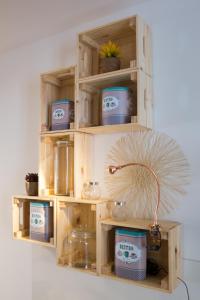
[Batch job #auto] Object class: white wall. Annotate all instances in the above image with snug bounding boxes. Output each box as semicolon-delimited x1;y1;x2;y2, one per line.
0;0;199;299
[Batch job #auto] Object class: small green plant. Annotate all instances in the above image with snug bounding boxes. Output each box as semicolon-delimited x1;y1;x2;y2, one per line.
25;173;38;182
99;40;120;58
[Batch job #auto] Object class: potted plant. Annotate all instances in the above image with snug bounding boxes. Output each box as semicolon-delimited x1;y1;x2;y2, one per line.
25;173;39;196
99;40;121;73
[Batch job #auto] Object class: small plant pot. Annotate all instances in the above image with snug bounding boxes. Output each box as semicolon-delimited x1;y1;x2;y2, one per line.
100;57;120;73
25;181;38;196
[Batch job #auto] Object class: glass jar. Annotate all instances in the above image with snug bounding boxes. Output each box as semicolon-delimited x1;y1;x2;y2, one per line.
112;201;128;221
81;182;91;199
54;140;74;195
63;226;96;269
89;182;101;200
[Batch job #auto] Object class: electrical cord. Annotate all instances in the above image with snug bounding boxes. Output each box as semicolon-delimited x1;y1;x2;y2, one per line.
178;277;190;300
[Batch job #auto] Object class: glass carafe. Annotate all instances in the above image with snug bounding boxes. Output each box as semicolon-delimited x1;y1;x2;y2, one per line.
54;140;74;195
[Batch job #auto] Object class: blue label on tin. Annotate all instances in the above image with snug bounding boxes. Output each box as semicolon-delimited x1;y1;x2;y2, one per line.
53;108;65;120
103;96;119;112
116;240;142;264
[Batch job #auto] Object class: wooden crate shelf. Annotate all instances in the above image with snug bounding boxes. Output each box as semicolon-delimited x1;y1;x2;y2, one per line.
41;66;76;132
12;195;56;247
77;69;152;130
11;14;182;294
56;197;111;275
39;131;93;198
78;15;152;79
99;218;181;293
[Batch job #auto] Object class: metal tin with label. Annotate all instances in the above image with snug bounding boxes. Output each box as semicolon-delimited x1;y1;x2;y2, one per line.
115;228;147;280
30;202;53;242
51;99;74;130
102;87;134;125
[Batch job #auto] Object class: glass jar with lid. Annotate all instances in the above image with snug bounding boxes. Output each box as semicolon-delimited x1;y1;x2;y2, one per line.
63;226;96;270
54;140;74;195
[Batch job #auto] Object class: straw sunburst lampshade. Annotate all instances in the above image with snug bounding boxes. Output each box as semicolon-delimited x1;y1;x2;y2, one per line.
105;131;190;219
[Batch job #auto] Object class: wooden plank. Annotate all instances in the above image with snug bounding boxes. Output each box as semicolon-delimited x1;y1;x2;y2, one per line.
13;195;56;201
79;16;136;41
145;74;153;128
136;15;145;72
57;72;75;79
168;225;181;292
39;136;55;196
74;64;79;130
144;24;152;76
41;66;75;78
101;273;170;293
78;123;148;134
42;75;61;87
40;129;78;137
56;196;110;205
12;197;20;238
96;202;112;274
80;34;100;49
137;70;147;126
13;236;55;248
101;218;180;232
79;67;137;86
74;133;94;198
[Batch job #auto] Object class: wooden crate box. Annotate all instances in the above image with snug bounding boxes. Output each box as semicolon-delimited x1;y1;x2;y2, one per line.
56;198;111;274
77;69;152;133
78;15;152;78
39;132;93;198
12;195;56;247
99;218;181;293
41;66;76;132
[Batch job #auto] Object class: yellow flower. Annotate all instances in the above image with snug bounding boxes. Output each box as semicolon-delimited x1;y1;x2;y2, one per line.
99;40;120;58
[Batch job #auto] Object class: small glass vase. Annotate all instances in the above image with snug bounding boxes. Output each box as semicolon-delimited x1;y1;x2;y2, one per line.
112;201;128;221
89;182;101;200
82;182;101;200
81;182;91;199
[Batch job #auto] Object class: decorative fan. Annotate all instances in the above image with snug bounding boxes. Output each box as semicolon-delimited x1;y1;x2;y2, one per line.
105;130;190;220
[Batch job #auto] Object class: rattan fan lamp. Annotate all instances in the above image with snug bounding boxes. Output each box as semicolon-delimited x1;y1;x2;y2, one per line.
105;130;190;250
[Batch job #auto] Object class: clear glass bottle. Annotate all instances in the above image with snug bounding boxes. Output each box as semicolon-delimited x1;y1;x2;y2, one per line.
112;201;128;221
63;226;96;269
54;140;74;195
89;181;101;200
